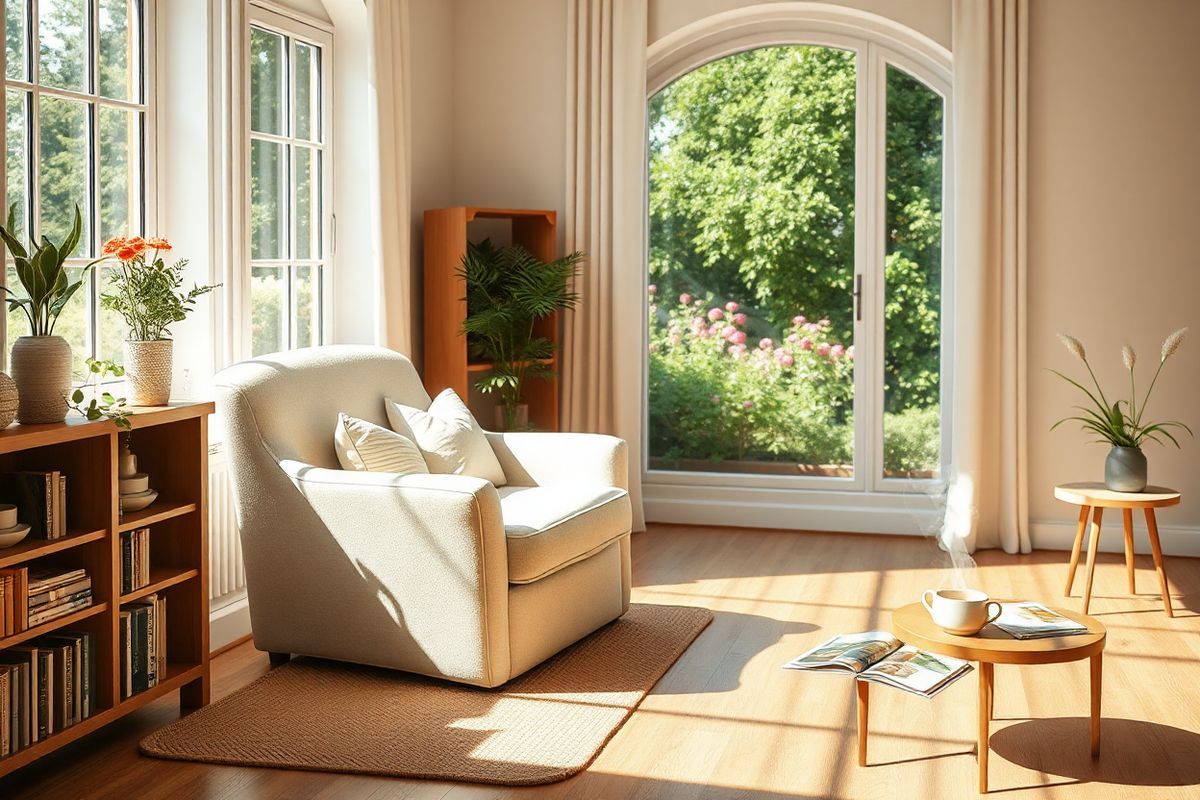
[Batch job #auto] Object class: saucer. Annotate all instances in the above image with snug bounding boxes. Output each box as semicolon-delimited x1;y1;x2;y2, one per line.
0;522;31;549
120;489;159;513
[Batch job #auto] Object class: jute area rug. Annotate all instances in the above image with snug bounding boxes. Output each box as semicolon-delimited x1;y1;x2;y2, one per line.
141;603;712;785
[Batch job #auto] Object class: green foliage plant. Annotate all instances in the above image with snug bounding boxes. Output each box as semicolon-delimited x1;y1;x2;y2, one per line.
68;358;131;429
0;204;104;336
1051;330;1191;449
458;239;584;429
99;236;220;341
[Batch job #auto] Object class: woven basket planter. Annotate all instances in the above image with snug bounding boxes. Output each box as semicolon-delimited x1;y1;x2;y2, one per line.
10;335;71;424
0;371;17;428
125;339;174;406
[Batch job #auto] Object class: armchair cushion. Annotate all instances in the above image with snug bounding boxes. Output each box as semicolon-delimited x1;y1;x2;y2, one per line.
497;485;631;583
386;389;507;486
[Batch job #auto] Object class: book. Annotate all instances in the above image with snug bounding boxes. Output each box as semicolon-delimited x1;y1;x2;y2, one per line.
0;574;10;636
119;610;131;699
58;474;67;537
35;649;52;737
28;587;93;611
28;576;91;606
0;651;31;749
0;667;9;756
27;567;87;593
5;646;39;743
991;602;1089;640
783;631;973;698
26;594;92;628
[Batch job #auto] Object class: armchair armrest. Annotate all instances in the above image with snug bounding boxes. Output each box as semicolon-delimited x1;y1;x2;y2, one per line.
485;432;628;489
277;461;511;685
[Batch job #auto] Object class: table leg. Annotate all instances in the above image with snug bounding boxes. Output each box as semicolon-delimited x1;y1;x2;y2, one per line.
1144;508;1174;617
1082;507;1104;615
1090;653;1102;757
1122;508;1136;594
1065;505;1090;596
979;662;993;793
856;679;869;767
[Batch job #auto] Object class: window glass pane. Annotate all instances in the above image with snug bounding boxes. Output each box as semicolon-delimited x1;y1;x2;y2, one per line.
5;0;27;81
294;145;317;259
99;0;139;101
646;45;856;477
4;90;28;239
250;138;286;259
250;27;286;135
98;106;139;241
293;264;317;347
38;0;88;92
97;264;129;363
251;265;285;355
53;266;88;375
882;66;943;479
39;94;89;254
294;40;319;141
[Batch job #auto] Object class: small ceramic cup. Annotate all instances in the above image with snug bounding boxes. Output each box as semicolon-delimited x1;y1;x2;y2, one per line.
0;503;17;529
921;588;1002;635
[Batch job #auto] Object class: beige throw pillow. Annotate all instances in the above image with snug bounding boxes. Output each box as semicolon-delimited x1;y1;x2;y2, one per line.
334;413;430;474
385;389;507;486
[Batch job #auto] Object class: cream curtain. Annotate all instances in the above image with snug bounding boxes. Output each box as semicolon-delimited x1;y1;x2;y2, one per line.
562;0;648;531
366;0;414;357
944;0;1030;554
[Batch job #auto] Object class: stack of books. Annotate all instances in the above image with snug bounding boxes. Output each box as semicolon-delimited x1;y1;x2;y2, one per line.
120;594;166;699
0;567;94;636
0;631;96;755
992;602;1090;639
0;472;68;540
120;528;152;594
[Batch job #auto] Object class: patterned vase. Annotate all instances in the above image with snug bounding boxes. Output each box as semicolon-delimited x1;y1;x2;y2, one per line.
10;335;71;424
124;339;174;406
0;370;19;428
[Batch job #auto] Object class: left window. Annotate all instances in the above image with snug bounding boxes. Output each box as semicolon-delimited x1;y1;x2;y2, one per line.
2;0;151;375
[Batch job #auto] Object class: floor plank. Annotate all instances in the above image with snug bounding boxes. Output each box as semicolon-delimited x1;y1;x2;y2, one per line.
2;524;1198;799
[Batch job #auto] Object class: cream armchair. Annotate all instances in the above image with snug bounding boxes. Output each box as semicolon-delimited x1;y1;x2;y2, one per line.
215;345;631;687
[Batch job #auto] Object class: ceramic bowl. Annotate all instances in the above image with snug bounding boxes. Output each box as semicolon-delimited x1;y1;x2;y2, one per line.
0;504;17;529
119;472;150;495
120;489;158;513
0;522;30;549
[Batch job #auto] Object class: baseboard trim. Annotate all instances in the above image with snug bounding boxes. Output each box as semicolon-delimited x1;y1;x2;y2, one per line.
209;594;252;653
1031;519;1200;558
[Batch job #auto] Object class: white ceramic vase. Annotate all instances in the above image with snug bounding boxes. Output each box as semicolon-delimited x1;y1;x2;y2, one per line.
10;335;71;424
124;339;174;406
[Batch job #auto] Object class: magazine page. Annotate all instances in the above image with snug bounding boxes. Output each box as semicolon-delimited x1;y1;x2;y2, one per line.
783;632;902;674
993;602;1088;639
859;646;971;696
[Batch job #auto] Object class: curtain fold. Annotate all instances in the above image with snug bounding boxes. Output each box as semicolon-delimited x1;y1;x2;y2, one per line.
366;0;414;357
944;0;1030;554
562;0;648;531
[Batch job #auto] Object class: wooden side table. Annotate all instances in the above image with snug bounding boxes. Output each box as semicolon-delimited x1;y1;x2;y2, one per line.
878;603;1106;793
1054;482;1180;616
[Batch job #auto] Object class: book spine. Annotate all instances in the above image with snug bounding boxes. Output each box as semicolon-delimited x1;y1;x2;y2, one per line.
119;612;130;699
131;607;147;694
61;645;74;728
0;575;8;637
0;669;9;757
16;566;27;633
38;651;52;736
42;473;52;541
145;599;157;688
58;474;66;537
28;588;93;610
80;632;92;719
121;532;133;594
26;595;92;627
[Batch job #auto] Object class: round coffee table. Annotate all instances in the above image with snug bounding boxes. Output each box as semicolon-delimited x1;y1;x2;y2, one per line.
870;603;1107;793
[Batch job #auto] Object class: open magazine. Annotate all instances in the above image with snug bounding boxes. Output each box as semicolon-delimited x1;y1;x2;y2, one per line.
783;632;972;698
992;602;1089;639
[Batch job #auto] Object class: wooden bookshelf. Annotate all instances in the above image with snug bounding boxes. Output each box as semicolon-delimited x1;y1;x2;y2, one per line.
423;206;561;430
0;402;212;779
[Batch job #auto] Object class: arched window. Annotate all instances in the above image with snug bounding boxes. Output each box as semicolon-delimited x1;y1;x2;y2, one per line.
643;6;952;532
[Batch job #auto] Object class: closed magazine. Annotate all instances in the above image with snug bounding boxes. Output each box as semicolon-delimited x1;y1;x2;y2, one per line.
992;602;1088;640
783;631;972;698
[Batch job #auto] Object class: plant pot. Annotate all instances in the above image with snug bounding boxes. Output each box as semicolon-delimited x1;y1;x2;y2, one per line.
0;372;17;428
124;339;174;406
1105;446;1147;492
10;335;71;424
494;403;529;431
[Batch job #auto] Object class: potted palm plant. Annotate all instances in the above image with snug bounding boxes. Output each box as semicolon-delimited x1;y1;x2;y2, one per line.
0;205;103;424
458;239;584;430
1052;329;1191;491
99;236;219;405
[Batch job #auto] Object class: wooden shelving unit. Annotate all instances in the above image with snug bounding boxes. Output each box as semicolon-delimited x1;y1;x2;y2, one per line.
0;402;212;780
423;206;560;430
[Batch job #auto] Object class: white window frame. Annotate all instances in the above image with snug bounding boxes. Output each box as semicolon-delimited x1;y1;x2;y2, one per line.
643;5;953;534
1;0;157;370
233;0;333;361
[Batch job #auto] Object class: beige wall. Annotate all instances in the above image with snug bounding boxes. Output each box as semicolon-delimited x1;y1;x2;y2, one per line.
1027;0;1200;541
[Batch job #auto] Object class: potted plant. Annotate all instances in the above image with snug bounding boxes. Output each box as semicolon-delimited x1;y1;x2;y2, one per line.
1052;329;1191;491
99;236;219;405
458;239;584;430
0;205;103;424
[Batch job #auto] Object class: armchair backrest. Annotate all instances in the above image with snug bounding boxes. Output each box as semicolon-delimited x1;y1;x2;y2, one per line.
214;345;430;467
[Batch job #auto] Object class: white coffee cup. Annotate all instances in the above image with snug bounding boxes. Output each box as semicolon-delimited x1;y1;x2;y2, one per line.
921;588;1002;636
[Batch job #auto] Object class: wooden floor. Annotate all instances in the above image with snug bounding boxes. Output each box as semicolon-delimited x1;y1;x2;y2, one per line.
4;524;1200;799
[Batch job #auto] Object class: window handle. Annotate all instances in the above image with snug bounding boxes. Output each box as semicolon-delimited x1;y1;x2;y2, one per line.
854;273;863;322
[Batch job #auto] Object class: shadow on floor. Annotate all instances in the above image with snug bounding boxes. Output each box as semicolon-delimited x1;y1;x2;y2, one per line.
989;717;1200;787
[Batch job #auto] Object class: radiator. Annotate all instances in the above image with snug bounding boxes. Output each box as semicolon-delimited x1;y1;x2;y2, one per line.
208;444;247;606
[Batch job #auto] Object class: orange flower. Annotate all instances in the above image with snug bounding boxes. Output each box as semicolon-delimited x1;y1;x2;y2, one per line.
146;237;172;251
102;237;127;254
126;236;148;253
116;245;140;261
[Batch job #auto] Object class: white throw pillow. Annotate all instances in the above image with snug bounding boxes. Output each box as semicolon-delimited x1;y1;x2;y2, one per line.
385;389;507;486
334;413;429;474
